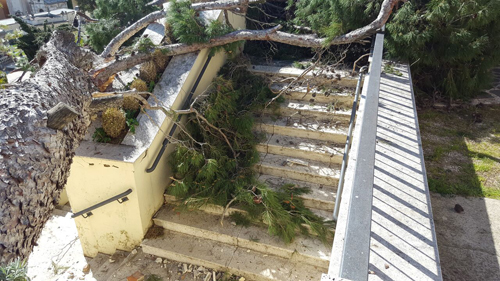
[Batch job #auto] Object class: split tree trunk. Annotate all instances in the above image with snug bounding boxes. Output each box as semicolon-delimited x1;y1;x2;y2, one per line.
0;0;401;263
0;32;97;263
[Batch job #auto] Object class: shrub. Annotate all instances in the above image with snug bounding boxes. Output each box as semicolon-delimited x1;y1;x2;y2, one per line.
123;96;141;111
102;108;126;138
130;78;148;92
0;258;30;281
139;61;158;84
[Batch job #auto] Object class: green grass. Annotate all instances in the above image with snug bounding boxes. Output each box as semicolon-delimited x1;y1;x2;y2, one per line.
419;105;500;199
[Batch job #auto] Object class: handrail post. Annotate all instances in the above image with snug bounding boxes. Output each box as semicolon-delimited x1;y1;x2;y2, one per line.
333;65;367;221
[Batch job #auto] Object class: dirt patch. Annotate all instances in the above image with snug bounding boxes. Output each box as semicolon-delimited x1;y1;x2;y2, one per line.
144;225;165;239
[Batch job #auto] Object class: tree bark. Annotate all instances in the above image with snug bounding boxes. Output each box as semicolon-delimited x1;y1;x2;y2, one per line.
0;31;96;263
0;0;401;263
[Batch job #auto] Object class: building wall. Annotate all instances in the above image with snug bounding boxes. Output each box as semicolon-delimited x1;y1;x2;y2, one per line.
30;2;67;13
0;0;9;19
66;158;143;256
65;10;246;258
6;0;29;16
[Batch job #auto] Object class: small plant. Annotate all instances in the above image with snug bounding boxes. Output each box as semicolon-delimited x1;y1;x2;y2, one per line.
292;61;312;69
148;81;156;93
125;110;140;134
130;78;148;92
123;96;141;111
92;128;111;143
0;258;30;281
102;108;126;138
136;37;155;54
383;63;402;76
139;61;158;84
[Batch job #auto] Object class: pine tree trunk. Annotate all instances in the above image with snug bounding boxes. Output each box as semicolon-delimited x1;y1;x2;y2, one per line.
0;31;97;263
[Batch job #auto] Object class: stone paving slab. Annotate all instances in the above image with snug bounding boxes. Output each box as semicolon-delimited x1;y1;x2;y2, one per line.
431;193;500;281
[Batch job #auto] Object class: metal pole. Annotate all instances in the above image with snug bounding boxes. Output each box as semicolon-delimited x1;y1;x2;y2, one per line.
75;6;82;45
333;65;367;221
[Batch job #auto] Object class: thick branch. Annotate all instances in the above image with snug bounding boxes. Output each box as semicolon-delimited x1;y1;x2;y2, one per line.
93;25;282;84
100;10;167;59
94;0;400;85
102;0;261;59
77;11;99;22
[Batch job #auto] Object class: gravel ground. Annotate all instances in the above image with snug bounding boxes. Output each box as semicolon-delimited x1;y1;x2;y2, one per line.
27;210;242;281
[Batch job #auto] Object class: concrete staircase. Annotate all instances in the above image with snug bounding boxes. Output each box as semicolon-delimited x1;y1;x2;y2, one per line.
141;63;359;280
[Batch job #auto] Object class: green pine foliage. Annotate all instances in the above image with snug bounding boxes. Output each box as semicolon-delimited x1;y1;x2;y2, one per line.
85;0;157;53
385;0;500;100
85;19;121;53
93;0;156;27
166;0;242;56
292;0;500;100
12;17;53;60
169;64;332;243
292;0;381;42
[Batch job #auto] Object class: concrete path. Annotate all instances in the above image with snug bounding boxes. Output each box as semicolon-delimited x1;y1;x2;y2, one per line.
431;193;500;281
472;67;500;105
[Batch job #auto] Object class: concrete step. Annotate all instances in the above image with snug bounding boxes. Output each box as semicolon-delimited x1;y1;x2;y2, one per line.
142;228;325;281
163;193;332;221
256;134;344;165
92;250;129;281
248;64;358;88
254;116;348;143
257;174;336;211
270;83;354;105
256;153;340;186
152;205;331;269
267;99;352;123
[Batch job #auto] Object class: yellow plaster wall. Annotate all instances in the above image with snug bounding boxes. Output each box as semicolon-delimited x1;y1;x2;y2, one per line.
65;157;142;257
64;10;247;257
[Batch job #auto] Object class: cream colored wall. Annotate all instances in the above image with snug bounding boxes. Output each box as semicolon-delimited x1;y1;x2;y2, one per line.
132;9;247;237
133;49;208;233
64;10;247;258
65;157;143;257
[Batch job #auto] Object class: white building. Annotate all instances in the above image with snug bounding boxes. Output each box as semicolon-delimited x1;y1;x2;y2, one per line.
29;0;68;13
5;0;30;16
5;0;68;16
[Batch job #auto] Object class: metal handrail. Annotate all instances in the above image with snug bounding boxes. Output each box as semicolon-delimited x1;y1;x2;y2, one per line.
333;65;367;221
146;56;212;173
337;28;385;281
71;189;132;218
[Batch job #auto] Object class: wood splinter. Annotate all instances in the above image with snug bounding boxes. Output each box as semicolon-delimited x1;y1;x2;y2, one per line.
46;102;79;130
